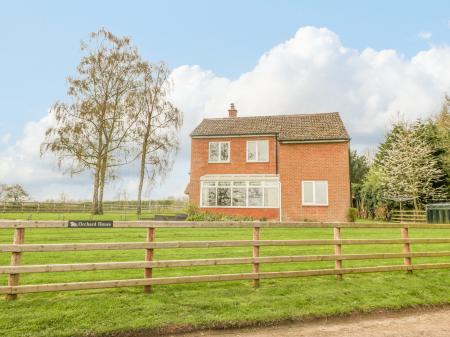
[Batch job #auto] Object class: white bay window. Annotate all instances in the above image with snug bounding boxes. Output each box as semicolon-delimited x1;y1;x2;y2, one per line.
232;181;246;206
201;182;217;206
201;179;279;208
217;181;231;206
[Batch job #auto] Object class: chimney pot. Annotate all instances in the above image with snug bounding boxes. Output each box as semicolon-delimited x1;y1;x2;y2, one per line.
228;103;237;118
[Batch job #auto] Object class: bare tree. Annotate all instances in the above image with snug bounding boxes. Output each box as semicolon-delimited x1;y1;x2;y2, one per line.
1;184;29;202
134;62;182;215
42;28;142;214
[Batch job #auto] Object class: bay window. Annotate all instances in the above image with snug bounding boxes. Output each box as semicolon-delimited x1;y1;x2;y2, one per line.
264;185;279;207
201;182;217;206
231;181;246;206
201;180;279;208
217;181;231;206
248;182;263;206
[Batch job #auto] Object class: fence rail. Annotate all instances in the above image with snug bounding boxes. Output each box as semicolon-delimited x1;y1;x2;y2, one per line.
0;220;449;300
0;201;186;214
391;210;427;223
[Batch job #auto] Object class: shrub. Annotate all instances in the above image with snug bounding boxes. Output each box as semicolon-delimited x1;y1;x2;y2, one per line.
185;203;255;221
346;207;358;222
374;205;390;221
185;203;200;217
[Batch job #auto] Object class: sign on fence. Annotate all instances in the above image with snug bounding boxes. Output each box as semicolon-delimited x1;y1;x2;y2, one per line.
68;220;113;228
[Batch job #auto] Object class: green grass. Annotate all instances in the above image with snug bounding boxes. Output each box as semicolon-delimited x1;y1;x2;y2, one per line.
0;217;449;337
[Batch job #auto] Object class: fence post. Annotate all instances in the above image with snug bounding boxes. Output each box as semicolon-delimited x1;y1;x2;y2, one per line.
6;228;25;301
333;226;343;280
401;226;412;274
252;224;260;288
144;227;155;293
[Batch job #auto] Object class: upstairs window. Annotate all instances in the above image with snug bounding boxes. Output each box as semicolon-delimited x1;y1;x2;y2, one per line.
302;181;328;206
209;142;230;163
247;140;268;162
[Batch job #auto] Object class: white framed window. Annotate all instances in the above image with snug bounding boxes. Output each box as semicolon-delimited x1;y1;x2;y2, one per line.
201;180;279;208
302;181;328;206
247;140;269;162
208;142;230;163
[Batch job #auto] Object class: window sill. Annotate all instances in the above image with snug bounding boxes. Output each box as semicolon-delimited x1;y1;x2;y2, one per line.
208;161;231;164
302;204;329;207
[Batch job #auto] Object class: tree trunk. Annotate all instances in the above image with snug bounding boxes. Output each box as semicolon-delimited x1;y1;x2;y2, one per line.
98;155;107;215
91;130;104;215
92;166;100;214
413;197;419;212
136;140;148;215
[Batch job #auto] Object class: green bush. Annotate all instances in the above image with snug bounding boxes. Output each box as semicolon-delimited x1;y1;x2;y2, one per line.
346;207;358;222
186;203;254;221
185;203;200;217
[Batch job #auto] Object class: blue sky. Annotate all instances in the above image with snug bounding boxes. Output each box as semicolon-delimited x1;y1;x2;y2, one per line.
1;0;449;142
1;1;450;199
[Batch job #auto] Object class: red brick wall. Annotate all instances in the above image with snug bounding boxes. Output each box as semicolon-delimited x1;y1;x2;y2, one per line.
279;142;350;222
187;136;350;222
188;136;279;219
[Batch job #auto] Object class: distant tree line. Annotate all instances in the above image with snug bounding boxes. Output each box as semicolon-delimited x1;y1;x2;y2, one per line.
351;96;450;220
41;28;183;215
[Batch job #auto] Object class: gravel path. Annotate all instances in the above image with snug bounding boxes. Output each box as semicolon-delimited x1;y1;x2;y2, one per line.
176;307;450;337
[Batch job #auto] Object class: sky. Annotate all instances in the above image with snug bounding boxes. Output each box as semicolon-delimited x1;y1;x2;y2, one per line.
1;0;450;200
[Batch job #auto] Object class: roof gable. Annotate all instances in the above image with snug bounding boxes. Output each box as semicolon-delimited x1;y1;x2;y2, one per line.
190;112;349;142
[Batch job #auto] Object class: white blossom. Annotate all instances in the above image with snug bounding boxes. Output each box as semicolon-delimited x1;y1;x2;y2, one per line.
379;125;447;209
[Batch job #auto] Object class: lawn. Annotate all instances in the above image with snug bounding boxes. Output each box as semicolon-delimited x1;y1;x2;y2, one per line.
0;215;449;337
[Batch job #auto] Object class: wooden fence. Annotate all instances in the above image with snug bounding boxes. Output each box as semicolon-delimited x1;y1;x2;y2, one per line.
391;210;427;223
1;221;450;300
0;201;186;214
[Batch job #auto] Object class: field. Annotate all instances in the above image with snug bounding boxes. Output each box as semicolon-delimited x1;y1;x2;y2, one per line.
0;212;146;221
0;214;449;337
0;211;181;221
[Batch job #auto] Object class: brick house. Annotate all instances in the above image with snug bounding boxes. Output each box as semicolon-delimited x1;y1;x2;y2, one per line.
185;104;351;222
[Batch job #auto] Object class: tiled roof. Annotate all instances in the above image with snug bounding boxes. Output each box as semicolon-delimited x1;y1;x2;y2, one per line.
190;112;349;141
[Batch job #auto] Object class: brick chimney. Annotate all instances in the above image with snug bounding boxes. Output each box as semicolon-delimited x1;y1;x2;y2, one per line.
228;103;237;118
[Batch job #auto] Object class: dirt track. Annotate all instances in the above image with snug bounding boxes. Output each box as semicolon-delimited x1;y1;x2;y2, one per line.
176;307;450;337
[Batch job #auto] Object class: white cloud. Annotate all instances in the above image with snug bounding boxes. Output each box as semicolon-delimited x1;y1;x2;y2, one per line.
0;133;11;144
170;27;450;148
0;113;92;200
2;26;450;200
417;31;432;40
